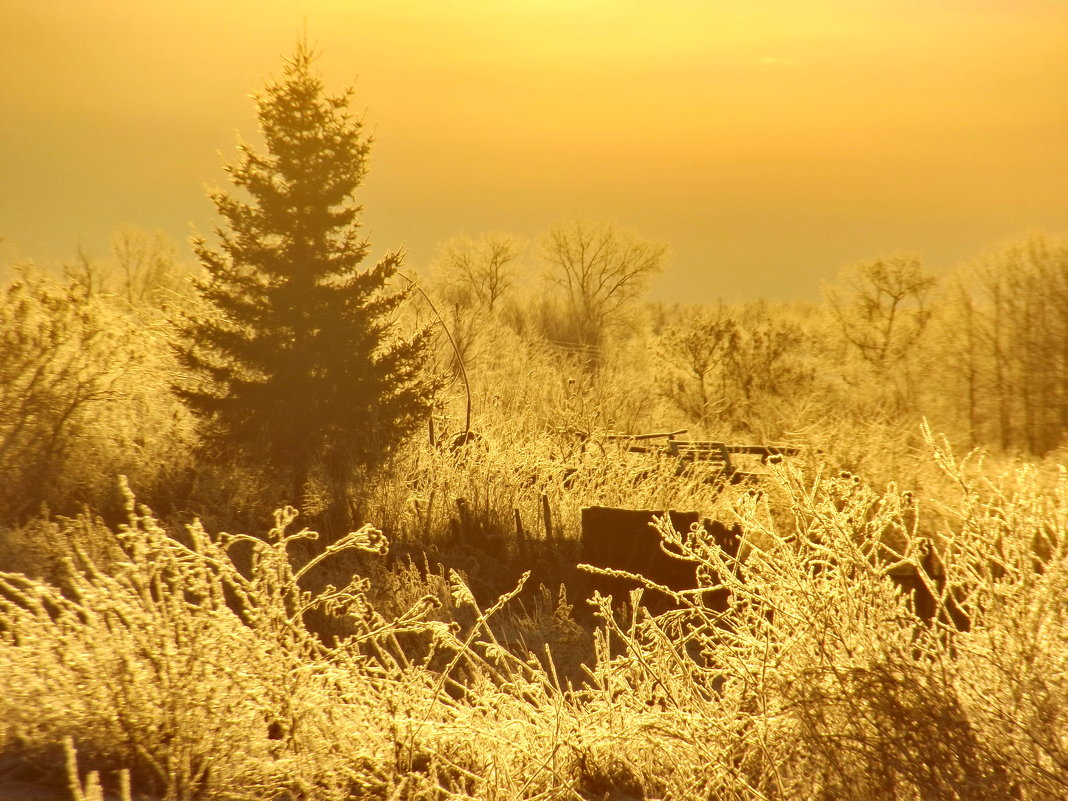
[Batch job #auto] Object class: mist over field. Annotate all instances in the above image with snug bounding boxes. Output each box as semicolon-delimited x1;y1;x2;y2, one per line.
2;7;1068;800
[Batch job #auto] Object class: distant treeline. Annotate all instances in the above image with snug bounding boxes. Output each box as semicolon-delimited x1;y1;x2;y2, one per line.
420;227;1068;458
1;223;1066;523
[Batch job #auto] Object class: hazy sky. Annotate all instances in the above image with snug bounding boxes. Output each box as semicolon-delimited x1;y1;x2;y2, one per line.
2;1;1066;302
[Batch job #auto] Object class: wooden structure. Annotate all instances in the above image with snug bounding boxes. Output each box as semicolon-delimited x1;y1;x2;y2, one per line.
604;430;802;484
579;505;742;613
579;433;972;630
580;504;969;627
883;547;970;631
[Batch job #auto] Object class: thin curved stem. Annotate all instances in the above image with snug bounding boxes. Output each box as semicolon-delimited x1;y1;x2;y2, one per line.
397;271;472;439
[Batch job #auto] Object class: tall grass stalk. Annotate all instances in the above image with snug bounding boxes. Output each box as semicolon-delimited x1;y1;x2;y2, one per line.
2;431;1067;799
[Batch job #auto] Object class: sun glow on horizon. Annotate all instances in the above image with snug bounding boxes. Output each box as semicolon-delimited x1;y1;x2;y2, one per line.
1;0;1066;300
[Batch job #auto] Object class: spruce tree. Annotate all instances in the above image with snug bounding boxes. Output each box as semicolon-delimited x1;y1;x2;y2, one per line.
176;42;437;517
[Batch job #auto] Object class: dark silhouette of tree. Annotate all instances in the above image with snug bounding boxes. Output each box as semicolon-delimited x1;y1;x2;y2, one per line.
434;232;519;315
825;254;935;415
657;304;738;426
111;226;185;309
176;42;437;521
429;232;520;375
826;254;935;372
541;220;666;348
946;233;1068;454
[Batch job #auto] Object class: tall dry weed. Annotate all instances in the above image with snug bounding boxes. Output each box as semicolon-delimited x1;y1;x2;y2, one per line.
583;425;1068;799
2;428;1067;800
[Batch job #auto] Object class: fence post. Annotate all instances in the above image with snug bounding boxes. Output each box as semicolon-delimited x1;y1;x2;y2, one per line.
455;497;472;543
541;493;554;542
514;508;525;555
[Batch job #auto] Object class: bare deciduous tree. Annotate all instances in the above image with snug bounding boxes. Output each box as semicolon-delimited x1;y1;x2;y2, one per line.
62;248;112;300
428;233;522;377
826;254;936;370
657;304;738;426
434;233;520;314
825;254;936;415
658;301;814;435
727;304;813;409
541;220;666;346
111;226;183;308
946;233;1068;453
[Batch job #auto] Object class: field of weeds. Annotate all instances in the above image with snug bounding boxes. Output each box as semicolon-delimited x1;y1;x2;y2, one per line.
4;21;1068;800
2;426;1066;801
3;169;1067;801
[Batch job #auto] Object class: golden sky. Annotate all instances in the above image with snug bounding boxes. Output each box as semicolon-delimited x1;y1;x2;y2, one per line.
2;0;1066;301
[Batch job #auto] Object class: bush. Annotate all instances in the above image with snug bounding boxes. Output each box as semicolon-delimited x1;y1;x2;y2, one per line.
0;272;195;522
